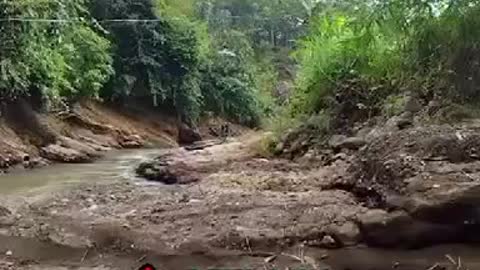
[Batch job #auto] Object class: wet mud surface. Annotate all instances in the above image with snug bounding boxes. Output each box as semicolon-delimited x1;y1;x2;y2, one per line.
1;132;480;269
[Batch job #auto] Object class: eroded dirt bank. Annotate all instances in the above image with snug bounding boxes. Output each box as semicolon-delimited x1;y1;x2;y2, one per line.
1;129;480;269
0;99;178;171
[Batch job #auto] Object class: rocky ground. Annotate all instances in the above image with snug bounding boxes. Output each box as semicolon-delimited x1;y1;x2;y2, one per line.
1;122;480;269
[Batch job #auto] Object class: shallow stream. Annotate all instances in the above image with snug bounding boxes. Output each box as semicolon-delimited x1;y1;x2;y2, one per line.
0;149;163;194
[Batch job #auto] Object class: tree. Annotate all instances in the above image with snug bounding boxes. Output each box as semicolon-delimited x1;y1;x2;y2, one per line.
0;0;113;106
91;0;202;124
200;0;309;48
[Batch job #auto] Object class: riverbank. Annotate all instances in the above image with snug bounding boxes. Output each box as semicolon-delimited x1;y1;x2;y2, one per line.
0;132;479;269
0;100;178;172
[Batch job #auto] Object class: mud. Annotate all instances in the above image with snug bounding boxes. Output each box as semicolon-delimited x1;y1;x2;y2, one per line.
2;127;480;269
0;133;356;269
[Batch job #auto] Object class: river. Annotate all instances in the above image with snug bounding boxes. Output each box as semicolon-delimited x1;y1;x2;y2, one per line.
0;149;163;194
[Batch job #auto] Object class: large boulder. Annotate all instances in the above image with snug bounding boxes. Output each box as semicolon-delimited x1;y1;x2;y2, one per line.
356;208;465;248
40;144;92;163
58;136;101;158
178;124;202;145
135;161;178;185
135;160;199;185
347;126;480;248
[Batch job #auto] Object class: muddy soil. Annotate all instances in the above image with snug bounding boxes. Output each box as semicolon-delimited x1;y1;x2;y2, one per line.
1;131;480;270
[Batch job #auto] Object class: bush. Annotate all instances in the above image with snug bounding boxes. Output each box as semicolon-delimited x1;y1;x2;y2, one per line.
291;12;404;116
291;1;480;126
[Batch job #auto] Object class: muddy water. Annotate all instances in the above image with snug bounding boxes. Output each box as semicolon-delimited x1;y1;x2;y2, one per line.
0;149;164;194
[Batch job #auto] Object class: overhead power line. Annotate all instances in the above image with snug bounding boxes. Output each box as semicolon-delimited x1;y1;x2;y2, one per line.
0;14;296;23
0;18;168;23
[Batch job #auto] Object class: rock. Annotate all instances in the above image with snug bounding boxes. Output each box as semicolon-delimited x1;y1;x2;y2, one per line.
357;208;462;248
58;136;100;158
274;142;285;155
0;159;8;170
385;116;401;130
120;140;143;149
5;250;12;256
385;194;411;210
358;209;390;226
366;127;384;139
329;135;366;150
0;208;13;227
327;221;360;246
386;115;413;130
136;162;177;185
40;144;92;163
120;134;144;149
126;134;142;142
0;216;15;227
135;161;199;185
346;125;480;248
356;126;373;138
31;157;49;168
427;99;441;115
329;135;347;148
178;124;201;145
403;95;422;113
398;112;414;129
333;153;348;161
23;156;49;169
0;206;11;217
319;235;337;248
342;137;367;149
396;118;413;130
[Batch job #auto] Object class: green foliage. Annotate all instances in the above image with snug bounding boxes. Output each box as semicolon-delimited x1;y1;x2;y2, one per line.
91;0;279;126
91;0;202;123
0;0;283;128
200;0;309;48
0;0;113;104
199;30;261;126
155;0;198;18
253;57;278;118
292;11;404;115
292;0;480;124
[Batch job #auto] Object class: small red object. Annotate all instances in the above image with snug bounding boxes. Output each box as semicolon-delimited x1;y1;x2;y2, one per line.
139;263;156;270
